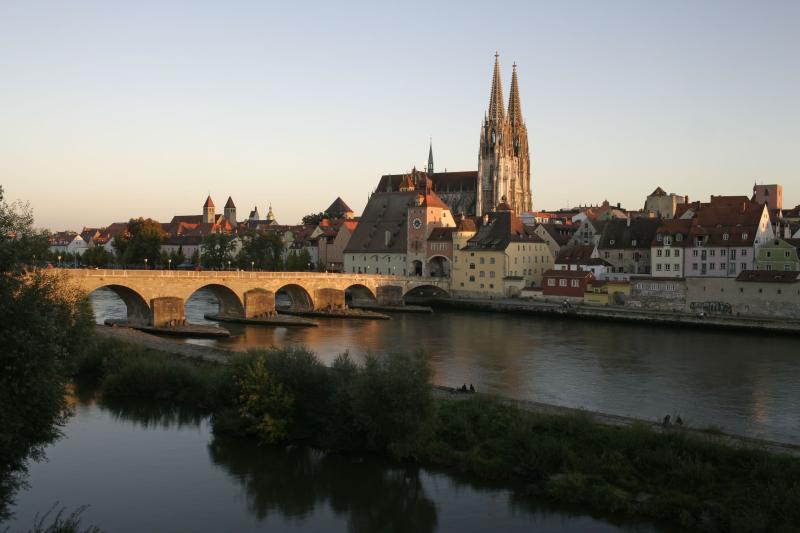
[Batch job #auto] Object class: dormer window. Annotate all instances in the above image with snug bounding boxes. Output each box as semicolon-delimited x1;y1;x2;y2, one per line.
676;233;683;242
657;234;663;242
609;239;615;245
742;232;748;240
722;233;729;241
632;239;637;247
664;236;671;245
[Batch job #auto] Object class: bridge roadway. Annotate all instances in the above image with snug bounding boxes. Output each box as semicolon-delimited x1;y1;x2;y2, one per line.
63;269;450;326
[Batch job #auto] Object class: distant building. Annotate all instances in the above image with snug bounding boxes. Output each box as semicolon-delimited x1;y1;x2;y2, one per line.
644;187;688;219
752;183;783;210
48;232;88;256
650;219;692;278
596;218;661;274
756;238;800;272
533;223;578;257
452;200;551;297
542;269;595;299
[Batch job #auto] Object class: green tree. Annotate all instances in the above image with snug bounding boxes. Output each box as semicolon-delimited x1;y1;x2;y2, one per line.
201;233;236;269
301;212;325;225
82;246;112;267
113;218;165;266
0;186;94;519
237;231;284;271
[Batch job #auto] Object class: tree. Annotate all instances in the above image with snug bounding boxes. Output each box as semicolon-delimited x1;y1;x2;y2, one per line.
0;186;93;519
82;246;112;268
285;248;312;271
301;212;326;226
201;233;236;269
113;218;165;266
237;231;284;271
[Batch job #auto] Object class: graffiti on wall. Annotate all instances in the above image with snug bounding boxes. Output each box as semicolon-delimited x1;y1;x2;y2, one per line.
689;301;732;315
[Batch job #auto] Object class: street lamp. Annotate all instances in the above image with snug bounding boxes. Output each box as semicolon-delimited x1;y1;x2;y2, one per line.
58;255;61;268
251;261;254;272
168;258;172;270
144;258;148;270
227;260;231;271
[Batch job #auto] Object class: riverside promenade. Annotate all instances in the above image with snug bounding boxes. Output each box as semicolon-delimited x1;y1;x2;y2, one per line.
94;324;800;458
431;297;800;334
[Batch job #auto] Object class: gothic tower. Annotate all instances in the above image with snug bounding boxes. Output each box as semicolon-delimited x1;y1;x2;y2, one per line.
224;196;237;224
477;54;532;215
427;139;434;175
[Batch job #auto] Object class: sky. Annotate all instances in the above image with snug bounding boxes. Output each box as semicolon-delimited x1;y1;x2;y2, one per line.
0;0;798;230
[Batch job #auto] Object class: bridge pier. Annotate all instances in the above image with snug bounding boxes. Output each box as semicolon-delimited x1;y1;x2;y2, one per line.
314;288;346;311
244;289;276;318
151;297;186;327
376;285;404;306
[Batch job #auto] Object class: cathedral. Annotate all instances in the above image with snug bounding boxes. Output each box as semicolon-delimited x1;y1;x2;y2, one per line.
377;53;532;216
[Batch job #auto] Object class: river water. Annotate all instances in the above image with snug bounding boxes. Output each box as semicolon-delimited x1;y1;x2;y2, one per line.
4;398;662;532
90;288;800;444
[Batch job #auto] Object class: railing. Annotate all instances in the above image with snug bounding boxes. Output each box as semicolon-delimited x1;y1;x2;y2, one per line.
63;268;450;285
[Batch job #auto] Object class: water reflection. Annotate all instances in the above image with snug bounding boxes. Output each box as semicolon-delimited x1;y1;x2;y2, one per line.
6;398;657;532
209;438;437;532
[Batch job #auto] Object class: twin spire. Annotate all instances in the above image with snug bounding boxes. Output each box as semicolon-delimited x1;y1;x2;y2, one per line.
487;52;523;127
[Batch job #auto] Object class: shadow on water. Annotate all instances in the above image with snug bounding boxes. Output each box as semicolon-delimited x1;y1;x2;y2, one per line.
207;435;438;533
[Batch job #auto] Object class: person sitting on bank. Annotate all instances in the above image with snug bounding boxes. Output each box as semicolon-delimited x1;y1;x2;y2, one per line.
469;384;475;393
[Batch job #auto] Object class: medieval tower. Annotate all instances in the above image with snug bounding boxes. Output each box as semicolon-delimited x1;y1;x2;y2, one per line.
477;53;532;215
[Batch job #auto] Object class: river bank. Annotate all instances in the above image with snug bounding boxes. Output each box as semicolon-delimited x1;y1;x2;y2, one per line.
430;297;800;334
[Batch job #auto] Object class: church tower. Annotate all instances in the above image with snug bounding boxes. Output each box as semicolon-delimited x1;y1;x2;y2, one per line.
477;54;532;215
224;196;237;224
427;139;434;175
203;195;215;224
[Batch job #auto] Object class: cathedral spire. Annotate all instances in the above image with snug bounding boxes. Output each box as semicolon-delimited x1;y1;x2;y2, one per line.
427;138;434;174
508;62;523;127
487;52;505;122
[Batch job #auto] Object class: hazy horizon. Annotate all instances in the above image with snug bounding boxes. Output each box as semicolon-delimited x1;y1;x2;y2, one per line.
1;0;797;231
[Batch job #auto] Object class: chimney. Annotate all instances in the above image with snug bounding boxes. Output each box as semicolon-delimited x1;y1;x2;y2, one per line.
617;202;621;209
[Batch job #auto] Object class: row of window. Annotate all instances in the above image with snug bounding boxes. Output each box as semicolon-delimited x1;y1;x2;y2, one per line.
655;263;681;272
546;278;581;287
692;248;748;258
656;249;680;257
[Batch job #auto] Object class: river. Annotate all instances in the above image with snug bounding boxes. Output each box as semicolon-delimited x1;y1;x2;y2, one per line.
90;287;800;444
4;397;663;532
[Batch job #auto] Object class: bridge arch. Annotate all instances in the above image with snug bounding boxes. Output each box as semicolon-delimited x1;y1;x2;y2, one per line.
276;283;314;311
403;284;450;300
344;283;377;306
427;255;451;277
191;284;245;318
90;284;151;325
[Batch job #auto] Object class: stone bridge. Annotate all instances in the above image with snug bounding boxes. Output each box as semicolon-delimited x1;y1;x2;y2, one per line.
63;269;450;326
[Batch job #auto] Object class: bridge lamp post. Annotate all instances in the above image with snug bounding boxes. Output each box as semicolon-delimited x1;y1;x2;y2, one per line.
144;258;148;270
227;260;231;271
168;258;171;271
251;261;254;272
58;255;61;268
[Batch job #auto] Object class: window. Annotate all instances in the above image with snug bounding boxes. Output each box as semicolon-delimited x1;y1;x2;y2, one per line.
490;271;495;278
547;278;555;287
710;249;716;257
785;264;791;271
469;263;475;270
657;249;662;257
766;264;772;271
490;257;496;264
632;239;637;247
665;249;671;257
665;264;671;271
675;249;680;257
720;263;725;270
741;249;747;256
571;279;580;287
742;233;748;240
693;250;698;257
604;252;610;259
469;275;475;282
766;251;772;258
675;263;680;271
559;279;567;287
741;263;747;271
480;283;484;288
723;233;729;241
480;257;485;264
720;249;726;256
676;233;683;241
656;264;662;271
785;251;791;258
664;237;671;245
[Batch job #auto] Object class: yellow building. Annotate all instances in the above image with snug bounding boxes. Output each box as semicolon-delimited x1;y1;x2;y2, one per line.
583;280;631;305
452;202;553;297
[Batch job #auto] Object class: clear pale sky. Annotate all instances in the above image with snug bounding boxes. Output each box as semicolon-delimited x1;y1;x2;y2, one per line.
1;0;797;230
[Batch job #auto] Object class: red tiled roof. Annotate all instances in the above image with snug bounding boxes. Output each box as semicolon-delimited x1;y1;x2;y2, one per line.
428;227;456;242
204;195;215;208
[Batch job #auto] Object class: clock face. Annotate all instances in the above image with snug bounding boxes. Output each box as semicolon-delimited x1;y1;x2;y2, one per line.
412;218;422;230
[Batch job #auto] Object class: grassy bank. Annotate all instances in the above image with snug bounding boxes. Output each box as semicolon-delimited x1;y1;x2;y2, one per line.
75;337;800;532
